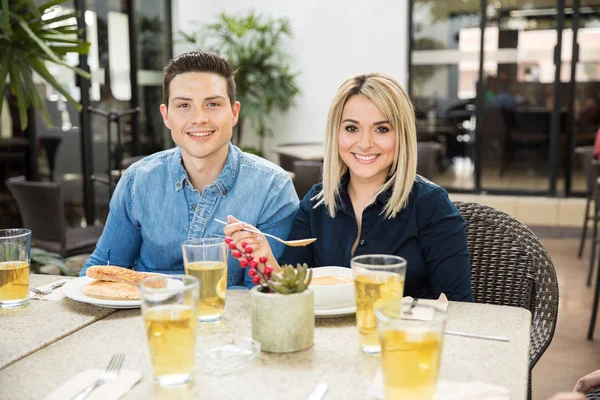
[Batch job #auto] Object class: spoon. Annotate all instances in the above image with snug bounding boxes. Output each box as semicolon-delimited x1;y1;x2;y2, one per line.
214;219;317;247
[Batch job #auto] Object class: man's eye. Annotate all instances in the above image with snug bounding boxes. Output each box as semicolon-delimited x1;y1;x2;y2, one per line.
177;104;189;108
207;102;220;107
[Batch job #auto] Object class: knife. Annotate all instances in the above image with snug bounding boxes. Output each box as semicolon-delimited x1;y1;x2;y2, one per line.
308;382;328;400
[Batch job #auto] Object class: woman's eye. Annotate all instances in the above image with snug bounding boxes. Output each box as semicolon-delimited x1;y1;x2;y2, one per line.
376;126;390;133
344;125;358;132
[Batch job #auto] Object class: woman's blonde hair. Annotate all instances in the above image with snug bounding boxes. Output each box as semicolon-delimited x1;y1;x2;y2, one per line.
316;73;417;219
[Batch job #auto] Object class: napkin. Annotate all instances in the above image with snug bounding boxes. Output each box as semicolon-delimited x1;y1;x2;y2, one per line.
369;368;510;400
43;369;142;400
30;279;70;301
401;293;449;317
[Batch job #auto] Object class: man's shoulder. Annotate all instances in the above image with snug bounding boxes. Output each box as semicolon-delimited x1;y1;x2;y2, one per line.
235;147;290;182
128;148;178;175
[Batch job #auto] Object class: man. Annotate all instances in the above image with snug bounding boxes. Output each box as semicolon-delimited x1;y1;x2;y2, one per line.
81;51;299;288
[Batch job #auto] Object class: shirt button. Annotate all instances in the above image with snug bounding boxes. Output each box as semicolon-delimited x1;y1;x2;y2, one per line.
176;183;181;189
359;239;365;246
192;205;196;211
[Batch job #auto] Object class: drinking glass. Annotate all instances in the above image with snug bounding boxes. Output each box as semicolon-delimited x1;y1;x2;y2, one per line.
139;275;199;386
182;238;228;322
0;229;31;308
351;254;406;354
375;301;447;400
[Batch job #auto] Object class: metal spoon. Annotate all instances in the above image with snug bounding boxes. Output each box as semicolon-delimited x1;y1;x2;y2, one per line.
215;219;317;247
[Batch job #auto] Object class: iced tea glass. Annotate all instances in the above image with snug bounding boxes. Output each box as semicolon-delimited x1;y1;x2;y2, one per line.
351;254;406;354
0;229;31;308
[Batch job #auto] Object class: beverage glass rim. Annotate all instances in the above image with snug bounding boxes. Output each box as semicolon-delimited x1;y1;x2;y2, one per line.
351;254;407;270
182;238;226;248
375;301;447;329
138;274;199;294
0;229;31;239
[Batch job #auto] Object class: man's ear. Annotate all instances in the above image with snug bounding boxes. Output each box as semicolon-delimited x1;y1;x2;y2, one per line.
231;101;241;127
159;104;171;130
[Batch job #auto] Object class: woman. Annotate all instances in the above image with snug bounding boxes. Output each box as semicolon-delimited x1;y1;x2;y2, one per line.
224;73;472;301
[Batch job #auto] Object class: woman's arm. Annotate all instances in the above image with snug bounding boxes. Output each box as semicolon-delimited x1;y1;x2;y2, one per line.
418;187;473;302
278;187;317;268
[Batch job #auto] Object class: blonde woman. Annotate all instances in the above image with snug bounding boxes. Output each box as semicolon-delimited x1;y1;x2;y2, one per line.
224;73;472;301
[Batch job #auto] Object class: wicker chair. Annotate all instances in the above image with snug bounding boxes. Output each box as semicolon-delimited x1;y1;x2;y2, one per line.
454;201;559;399
290;160;323;199
6;176;103;258
588;389;600;399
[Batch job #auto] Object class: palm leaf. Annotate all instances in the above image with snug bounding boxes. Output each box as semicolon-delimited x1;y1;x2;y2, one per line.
38;0;69;14
9;66;29;130
28;56;82;108
12;12;63;64
1;0;11;35
0;49;11;119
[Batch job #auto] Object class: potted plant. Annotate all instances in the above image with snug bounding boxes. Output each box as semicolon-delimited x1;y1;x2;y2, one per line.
181;12;301;156
1;0;91;129
225;237;314;353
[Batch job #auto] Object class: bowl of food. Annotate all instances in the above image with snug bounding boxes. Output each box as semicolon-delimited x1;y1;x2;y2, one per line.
309;266;355;310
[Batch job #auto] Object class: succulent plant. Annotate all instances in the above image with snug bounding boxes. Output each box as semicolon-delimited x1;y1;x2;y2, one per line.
225;237;313;294
267;264;312;294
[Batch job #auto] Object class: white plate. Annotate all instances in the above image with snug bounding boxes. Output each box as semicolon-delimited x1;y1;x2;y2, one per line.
314;304;356;318
62;276;141;309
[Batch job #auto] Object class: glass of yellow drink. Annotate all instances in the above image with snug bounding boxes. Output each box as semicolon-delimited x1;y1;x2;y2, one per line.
182;238;228;322
0;229;31;308
139;274;199;386
375;301;447;400
351;254;406;354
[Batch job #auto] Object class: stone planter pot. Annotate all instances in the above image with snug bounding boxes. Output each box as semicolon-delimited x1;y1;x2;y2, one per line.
250;286;314;353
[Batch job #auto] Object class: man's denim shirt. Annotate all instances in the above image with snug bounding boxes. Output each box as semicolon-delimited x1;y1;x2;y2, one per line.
81;143;299;288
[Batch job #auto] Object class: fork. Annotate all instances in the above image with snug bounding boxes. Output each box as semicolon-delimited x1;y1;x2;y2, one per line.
70;353;125;400
215;218;317;247
30;281;66;296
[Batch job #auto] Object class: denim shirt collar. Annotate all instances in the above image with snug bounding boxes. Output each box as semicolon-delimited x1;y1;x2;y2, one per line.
170;142;239;195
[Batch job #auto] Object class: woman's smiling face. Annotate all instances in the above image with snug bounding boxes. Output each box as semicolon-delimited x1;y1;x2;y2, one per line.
338;94;396;185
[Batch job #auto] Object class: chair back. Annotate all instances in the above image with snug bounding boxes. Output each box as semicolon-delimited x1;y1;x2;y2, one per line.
417;142;442;180
6;176;67;251
291;160;323;199
454;201;558;370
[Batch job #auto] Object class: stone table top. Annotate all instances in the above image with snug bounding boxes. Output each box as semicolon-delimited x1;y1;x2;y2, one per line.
0;274;117;369
0;290;531;399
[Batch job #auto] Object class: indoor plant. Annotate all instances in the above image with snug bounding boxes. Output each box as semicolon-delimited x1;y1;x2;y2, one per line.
182;12;301;155
0;0;91;130
225;237;314;353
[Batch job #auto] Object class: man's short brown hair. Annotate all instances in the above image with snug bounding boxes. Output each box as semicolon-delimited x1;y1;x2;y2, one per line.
163;51;236;107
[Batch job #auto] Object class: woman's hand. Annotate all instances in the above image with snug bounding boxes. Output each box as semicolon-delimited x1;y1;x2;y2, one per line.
222;215;281;276
574;369;600;394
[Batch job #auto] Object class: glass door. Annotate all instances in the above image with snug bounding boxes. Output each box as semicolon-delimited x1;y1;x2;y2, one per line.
409;0;482;191
563;0;600;195
479;0;564;194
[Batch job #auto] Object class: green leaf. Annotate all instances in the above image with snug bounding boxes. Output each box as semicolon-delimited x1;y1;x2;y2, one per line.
0;49;10;119
37;53;90;78
25;0;41;19
1;0;11;35
9;66;29;130
28;56;83;108
39;10;77;26
38;0;69;14
12;11;63;64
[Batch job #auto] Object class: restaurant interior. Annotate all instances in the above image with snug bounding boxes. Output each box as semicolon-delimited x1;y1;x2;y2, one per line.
1;0;600;399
